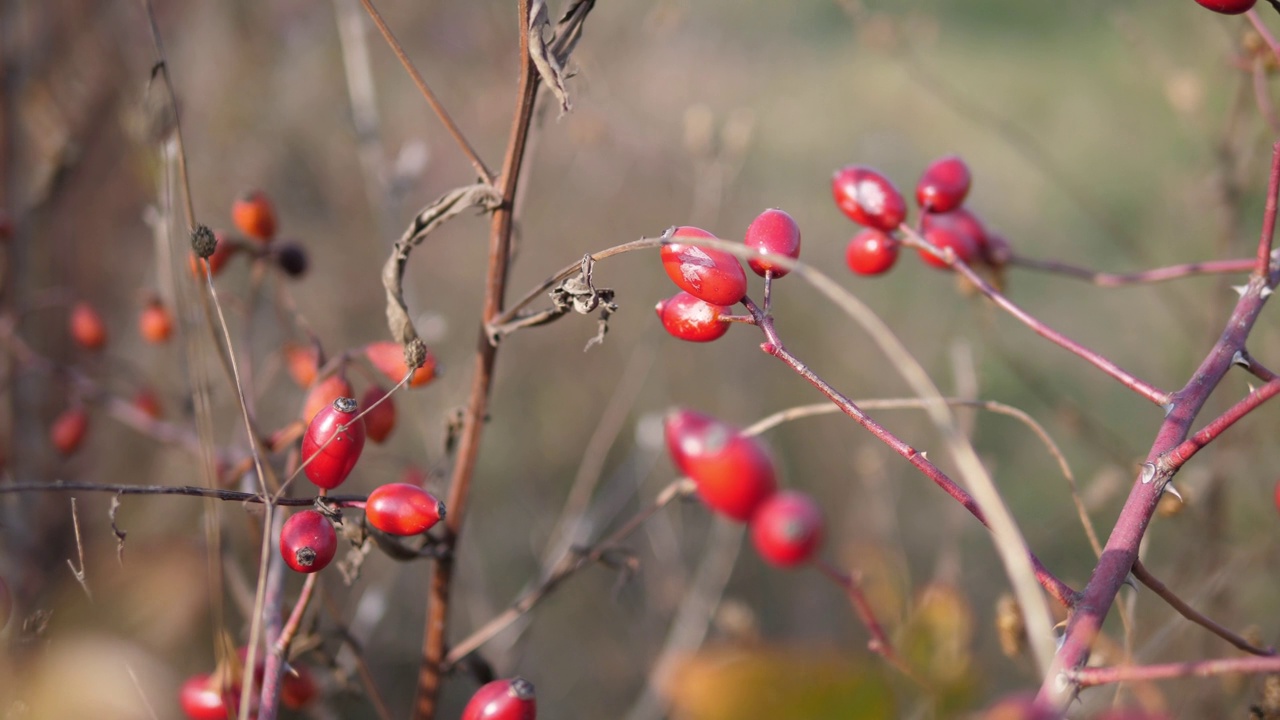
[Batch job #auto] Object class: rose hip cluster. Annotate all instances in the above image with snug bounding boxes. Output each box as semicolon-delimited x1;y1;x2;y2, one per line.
833;156;1011;276
190;190;310;281
664;409;824;568
654;209;801;343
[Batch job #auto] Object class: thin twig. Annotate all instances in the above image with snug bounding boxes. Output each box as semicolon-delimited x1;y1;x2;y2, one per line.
66;497;92;601
1070;653;1280;687
1006;255;1254;286
1131;561;1273;657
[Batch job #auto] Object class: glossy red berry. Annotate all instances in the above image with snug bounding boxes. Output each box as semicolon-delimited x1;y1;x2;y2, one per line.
365;483;446;536
232;190;277;243
655;291;731;343
832;165;907;232
462;677;537;720
301;397;366;490
660;226;748;306
281;665;318;710
69;302;107;351
750;491;824;568
179;674;234;720
1193;0;1255;12
845;229;900;276
922;207;988;257
301;373;354;425
280;509;338;573
916;225;978;270
360;385;397;444
663;409;777;522
51;407;89;455
743;208;801;278
365;340;437;388
915;155;972;213
139;298;174;344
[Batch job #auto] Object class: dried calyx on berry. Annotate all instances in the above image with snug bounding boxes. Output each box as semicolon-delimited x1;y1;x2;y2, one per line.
191;224;218;259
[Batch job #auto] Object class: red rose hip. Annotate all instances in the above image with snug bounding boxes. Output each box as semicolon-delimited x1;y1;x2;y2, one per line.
915;155;972;213
655;291;731;343
69;302;107;351
1193;0;1255;13
365;483;446;536
360;385;397;444
365;340;437;388
179;674;234;720
663;408;777;522
462;677;537;720
750;490;824;567
660;226;748;306
832;165;907;232
845;229;900;276
232;190;277;243
280;509;338;573
51;406;89;455
916;225;978;270
743;208;801;278
302;396;366;489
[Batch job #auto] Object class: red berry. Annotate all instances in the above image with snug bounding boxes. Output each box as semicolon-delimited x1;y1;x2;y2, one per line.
283;342;320;388
69;302;107;351
660;226;748;306
51;407;89;455
845;229;900;276
189;230;238;278
364;341;437;388
132;387;164;420
663;409;777;522
179;674;234;720
281;664;318;710
655;291;731;343
301;397;366;490
750;491;824;567
280;509;338;573
743;208;801;278
462;677;537;720
915;155;972;212
916;225;978;270
365;483;446;536
360;385;397;444
1273;477;1280;516
232;190;277;243
831;165;907;232
139;298;174;344
921;207;988;257
1193;0;1255;12
301;373;354;425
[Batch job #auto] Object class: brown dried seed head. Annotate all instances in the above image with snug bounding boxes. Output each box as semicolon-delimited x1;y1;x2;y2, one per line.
191;224;217;259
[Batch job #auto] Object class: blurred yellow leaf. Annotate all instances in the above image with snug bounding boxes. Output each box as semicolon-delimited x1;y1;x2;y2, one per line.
899;582;977;711
662;645;894;720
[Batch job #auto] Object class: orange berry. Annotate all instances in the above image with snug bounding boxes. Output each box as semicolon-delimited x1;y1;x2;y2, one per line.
69;302;107;351
283;343;320;388
301;374;354;424
364;341;437;388
138;299;173;344
361;385;397;444
232;190;277;243
51;407;89;455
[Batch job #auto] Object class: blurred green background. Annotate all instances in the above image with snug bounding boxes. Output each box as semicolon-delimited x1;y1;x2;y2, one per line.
3;0;1280;717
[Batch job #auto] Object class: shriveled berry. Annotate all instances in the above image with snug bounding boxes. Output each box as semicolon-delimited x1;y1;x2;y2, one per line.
655;292;731;343
274;241;309;278
750;491;824;567
232;190;277;243
365;483;446;536
364;341;437;388
360;384;397;444
301;373;354;425
845;229;900;276
915;155;972;213
916;225;978;270
280;509;338;573
69;302;107;351
1193;0;1255;12
462;677;537;720
832;165;907;232
743;208;801;278
663;409;777;522
51;407;89;455
660;226;748;306
301;396;366;490
139;298;174;344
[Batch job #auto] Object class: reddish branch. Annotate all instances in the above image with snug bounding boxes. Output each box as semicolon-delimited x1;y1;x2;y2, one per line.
1070;654;1280;688
1006;256;1254;286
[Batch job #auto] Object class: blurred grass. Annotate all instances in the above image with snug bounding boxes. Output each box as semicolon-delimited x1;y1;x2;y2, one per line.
3;0;1280;717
